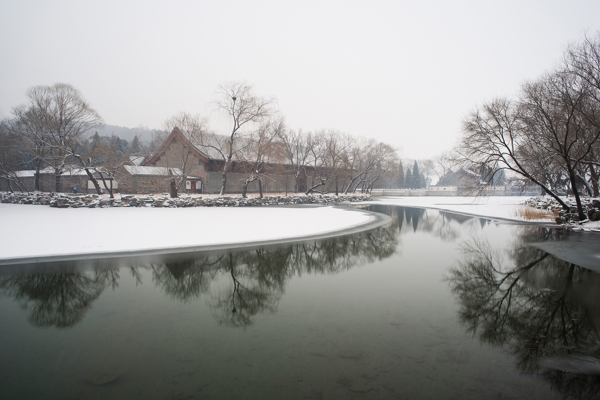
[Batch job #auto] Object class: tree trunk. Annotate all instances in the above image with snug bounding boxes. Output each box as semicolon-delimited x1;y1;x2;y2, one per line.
170;178;178;198
83;168;103;195
589;164;599;197
220;170;227;196
95;169;114;198
55;172;60;193
220;156;233;196
306;177;327;195
567;166;586;221
259;180;263;198
73;153;102;195
242;182;248;198
34;160;41;191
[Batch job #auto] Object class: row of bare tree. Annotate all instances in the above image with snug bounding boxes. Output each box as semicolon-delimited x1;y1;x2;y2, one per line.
0;83;118;194
1;81;401;197
452;33;600;220
152;82;400;197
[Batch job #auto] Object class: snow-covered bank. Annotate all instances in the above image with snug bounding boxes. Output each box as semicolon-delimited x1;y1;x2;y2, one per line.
365;196;547;221
0;204;386;263
365;196;600;232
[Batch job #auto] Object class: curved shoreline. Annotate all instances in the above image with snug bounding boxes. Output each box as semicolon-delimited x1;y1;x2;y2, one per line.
2;201;597;271
0;205;391;267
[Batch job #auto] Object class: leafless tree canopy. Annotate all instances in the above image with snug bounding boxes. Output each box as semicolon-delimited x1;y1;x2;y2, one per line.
214;82;276;195
4;81;403;196
453;34;600;220
8;83;104;193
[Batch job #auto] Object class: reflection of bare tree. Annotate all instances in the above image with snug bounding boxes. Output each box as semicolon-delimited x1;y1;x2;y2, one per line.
0;270;117;328
447;228;600;399
209;253;283;328
152;257;220;302
0;204;413;329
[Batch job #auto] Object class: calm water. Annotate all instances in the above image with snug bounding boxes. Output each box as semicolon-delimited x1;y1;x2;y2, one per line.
1;205;599;400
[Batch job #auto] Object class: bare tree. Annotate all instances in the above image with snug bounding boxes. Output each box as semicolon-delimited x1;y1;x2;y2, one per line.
0;119;30;193
304;131;329;195
322;130;353;195
433;152;455;182
213;82;275;195
520;71;600;220
12;83;103;193
277;128;313;193
9;105;51;191
343;139;398;194
453;98;570;209
86;135;131;198
564;33;600;196
420;159;435;188
239;117;286;198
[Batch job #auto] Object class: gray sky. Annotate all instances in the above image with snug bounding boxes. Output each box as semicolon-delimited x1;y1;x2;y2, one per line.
1;0;599;159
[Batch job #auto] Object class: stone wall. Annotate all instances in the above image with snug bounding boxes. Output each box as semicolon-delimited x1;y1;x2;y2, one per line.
1;173;90;194
0;191;372;208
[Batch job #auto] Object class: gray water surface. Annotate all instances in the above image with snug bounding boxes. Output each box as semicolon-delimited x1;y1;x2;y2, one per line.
1;205;599;400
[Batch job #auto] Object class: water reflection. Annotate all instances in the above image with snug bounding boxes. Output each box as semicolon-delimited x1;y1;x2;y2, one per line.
0;270;119;328
1;206;599;399
0;206;534;331
447;227;600;399
0;207;407;329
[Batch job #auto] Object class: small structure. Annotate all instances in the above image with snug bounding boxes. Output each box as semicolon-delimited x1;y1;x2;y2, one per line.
1;166;91;193
118;166;183;194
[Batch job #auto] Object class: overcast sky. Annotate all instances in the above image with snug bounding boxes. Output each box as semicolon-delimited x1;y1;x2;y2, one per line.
1;0;599;159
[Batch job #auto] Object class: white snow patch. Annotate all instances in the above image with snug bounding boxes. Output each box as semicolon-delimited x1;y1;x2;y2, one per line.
0;204;373;261
363;196;545;221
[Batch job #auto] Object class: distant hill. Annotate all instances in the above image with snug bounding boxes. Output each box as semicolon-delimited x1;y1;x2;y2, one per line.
85;124;160;144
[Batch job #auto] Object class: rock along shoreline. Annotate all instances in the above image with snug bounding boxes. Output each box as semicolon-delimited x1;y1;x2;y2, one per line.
523;196;600;224
0;192;372;208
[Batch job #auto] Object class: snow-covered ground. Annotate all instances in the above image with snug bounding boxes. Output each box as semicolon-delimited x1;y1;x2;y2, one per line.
0;204;384;263
363;196;600;232
1;195;597;263
364;196;549;221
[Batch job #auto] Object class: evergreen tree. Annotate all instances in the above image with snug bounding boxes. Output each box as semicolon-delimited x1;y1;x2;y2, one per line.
405;168;412;189
412;161;421;189
398;161;405;188
130;136;141;154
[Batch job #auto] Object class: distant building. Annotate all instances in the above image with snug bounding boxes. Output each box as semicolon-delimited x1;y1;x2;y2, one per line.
141;127;302;194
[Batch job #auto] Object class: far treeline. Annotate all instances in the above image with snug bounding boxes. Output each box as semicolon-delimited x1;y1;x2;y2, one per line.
452;33;600;220
0;82;436;197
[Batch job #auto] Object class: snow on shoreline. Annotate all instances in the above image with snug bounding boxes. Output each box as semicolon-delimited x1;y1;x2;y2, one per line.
0;204;379;262
364;196;600;231
364;196;547;221
1;196;597;263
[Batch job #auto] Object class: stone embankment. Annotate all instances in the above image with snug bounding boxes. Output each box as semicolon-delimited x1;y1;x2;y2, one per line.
0;192;371;208
523;196;600;224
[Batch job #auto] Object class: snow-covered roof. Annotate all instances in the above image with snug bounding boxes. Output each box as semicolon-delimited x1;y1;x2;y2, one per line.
12;170;37;178
123;165;182;176
61;167;90;176
9;167;88;177
129;155;146;166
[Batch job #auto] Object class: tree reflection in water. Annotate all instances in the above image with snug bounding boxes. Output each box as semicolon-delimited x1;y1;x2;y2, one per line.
151;257;219;303
0;206;510;332
0;269;120;328
447;227;600;399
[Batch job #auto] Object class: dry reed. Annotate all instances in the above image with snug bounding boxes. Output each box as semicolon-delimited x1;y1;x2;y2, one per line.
512;206;555;221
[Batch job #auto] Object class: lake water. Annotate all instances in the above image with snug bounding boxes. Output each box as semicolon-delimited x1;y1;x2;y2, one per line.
1;205;599;400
